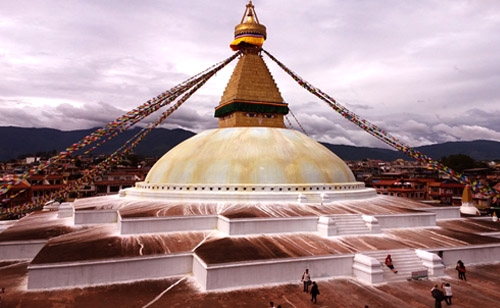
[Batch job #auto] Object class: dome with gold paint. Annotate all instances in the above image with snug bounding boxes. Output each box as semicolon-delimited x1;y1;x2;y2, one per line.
145;127;355;185
127;127;375;203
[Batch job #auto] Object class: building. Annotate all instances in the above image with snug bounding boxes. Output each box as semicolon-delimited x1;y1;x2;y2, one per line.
94;167;145;196
371;178;429;200
428;180;465;206
0;175;31;214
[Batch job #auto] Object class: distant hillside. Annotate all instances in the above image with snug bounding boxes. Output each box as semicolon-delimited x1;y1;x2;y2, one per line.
321;143;406;161
0;126;195;162
0;126;499;162
416;140;500;161
322;140;500;162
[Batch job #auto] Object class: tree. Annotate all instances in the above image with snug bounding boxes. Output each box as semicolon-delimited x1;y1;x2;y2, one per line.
439;154;477;173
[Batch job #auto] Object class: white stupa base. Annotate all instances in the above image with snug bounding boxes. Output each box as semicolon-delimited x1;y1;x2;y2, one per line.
460;202;480;216
123;182;377;203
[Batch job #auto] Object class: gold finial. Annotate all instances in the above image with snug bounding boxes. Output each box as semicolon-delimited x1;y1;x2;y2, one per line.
230;1;267;51
462;185;473;202
240;1;260;24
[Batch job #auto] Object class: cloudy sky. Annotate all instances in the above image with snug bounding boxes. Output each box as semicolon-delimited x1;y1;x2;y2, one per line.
1;0;500;150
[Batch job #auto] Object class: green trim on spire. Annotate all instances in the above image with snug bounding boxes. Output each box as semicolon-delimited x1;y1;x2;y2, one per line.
214;102;289;118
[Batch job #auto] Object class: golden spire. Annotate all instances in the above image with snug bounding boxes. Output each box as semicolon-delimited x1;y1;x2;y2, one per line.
215;1;288;128
230;1;267;51
462;185;473;202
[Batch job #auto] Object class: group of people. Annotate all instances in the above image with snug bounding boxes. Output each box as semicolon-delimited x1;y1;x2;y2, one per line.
268;269;320;307
430;259;468;307
270;259;466;306
431;282;453;307
301;269;320;304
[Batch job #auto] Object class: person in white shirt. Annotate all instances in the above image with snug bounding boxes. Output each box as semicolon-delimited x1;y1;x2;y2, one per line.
301;268;311;292
441;282;453;305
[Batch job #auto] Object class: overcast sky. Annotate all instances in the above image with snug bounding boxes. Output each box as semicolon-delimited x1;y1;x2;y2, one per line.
1;0;500;150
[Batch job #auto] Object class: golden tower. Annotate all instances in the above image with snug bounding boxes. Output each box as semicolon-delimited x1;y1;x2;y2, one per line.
215;1;289;128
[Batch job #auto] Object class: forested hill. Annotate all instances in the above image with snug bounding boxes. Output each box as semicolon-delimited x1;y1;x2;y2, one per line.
1;126;499;162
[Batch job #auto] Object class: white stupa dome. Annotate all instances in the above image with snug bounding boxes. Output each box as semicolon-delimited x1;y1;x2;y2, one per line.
146;127;355;184
125;127;375;203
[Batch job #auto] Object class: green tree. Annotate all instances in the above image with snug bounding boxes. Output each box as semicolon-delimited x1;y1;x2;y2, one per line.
439;154;476;173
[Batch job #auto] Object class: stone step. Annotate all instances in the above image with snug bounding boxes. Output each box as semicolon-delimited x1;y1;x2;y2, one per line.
334;219;366;224
336;227;370;235
337;224;367;229
336;226;369;231
336;224;368;229
331;216;364;221
363;249;428;282
331;215;370;233
332;215;363;219
337;229;370;235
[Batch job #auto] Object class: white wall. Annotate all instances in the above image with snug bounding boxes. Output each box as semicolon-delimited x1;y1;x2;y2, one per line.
427;244;500;267
0;240;46;260
375;213;435;229
120;215;218;234
219;216;318;236
418;207;461;220
196;255;354;291
74;209;118;224
27;253;192;290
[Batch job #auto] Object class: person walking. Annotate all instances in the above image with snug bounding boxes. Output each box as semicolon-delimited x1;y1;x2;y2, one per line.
431;284;445;308
441;282;453;305
310;281;320;304
301;268;311;292
269;301;276;308
455;260;466;281
385;254;398;273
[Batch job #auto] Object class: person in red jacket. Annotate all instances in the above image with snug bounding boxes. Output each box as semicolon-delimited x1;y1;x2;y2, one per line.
456;260;466;281
385;254;398;273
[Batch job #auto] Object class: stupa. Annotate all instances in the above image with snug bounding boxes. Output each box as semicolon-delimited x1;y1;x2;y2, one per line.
1;1;500;297
129;0;372;204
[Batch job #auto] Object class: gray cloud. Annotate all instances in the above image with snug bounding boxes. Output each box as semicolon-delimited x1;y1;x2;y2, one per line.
1;0;499;151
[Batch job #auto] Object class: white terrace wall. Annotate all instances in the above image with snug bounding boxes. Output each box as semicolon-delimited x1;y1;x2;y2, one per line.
482;232;500;239
120;215;218;234
374;212;435;229
218;216;318;236
0;220;17;232
0;240;46;260
418;207;461;220
119;215;317;236
193;254;354;291
426;244;500;267
74;209;118;225
27;253;192;290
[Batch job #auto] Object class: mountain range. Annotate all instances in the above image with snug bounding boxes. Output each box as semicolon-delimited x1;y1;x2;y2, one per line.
1;126;499;162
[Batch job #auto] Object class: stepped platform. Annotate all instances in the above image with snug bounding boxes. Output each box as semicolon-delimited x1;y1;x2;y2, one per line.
362;249;430;282
2;195;500;291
